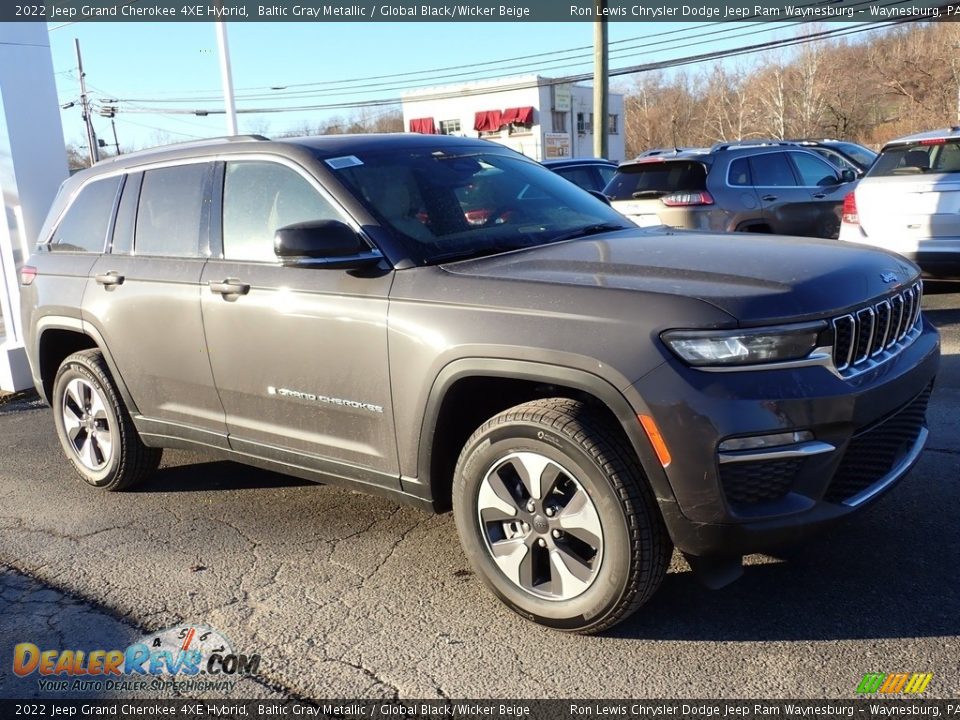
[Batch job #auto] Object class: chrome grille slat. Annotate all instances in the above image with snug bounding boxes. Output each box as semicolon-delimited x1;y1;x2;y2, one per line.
831;281;922;377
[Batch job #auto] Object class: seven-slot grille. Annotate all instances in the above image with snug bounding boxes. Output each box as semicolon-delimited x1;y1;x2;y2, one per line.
832;281;922;373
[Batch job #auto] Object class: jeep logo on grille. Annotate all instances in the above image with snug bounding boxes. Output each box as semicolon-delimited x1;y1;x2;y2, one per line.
881;272;898;283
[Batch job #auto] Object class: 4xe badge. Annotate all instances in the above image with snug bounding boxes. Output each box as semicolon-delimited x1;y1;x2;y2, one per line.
12;623;260;694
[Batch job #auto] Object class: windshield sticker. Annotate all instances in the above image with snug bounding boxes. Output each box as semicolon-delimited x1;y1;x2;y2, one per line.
326;156;364;170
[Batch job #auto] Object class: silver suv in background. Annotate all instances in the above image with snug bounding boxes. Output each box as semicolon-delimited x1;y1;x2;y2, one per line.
839;127;960;278
604;143;856;238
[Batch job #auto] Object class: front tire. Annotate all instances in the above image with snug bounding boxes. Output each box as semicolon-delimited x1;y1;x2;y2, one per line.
453;398;671;634
52;349;161;491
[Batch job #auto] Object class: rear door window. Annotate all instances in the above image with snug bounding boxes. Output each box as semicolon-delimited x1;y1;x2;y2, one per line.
748;153;798;187
50;176;122;252
605;161;708;201
135;164;209;257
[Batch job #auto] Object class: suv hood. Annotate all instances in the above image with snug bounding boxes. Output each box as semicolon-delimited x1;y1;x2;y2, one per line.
441;228;919;324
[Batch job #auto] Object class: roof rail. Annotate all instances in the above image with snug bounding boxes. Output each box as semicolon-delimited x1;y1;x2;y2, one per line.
100;134;270;164
710;139;792;152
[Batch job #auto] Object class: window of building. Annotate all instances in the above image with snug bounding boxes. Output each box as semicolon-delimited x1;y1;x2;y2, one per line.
222;161;344;263
552;111;567;133
135;164;208;257
50;176;121;252
609;114;619;135
439;119;461;135
577;113;593;135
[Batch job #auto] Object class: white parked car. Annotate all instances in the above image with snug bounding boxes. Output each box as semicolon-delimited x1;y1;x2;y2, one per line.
839;127;960;277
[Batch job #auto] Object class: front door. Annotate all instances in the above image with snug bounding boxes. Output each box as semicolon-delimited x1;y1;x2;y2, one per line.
200;158;398;482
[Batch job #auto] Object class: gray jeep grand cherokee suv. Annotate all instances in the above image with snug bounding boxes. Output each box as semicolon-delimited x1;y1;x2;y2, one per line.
20;134;939;633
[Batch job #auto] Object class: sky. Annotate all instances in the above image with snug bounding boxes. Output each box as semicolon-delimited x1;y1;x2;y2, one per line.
43;19;857;152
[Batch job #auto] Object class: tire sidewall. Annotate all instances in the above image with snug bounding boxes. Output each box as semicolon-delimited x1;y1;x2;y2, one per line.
52;358;123;488
454;418;634;631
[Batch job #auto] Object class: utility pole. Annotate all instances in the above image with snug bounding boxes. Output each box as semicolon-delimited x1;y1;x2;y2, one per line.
75;38;99;165
593;0;609;159
215;22;239;135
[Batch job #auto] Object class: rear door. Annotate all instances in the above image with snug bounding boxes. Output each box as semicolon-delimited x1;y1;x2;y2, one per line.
786;150;848;238
605;159;708;226
83;162;227;443
200;158;398;481
747;151;818;237
855;139;960;246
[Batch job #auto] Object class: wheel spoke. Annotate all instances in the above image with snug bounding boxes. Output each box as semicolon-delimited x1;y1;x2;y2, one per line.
63;411;83;442
79;434;98;469
549;548;592;597
88;391;108;421
489;538;529;586
64;379;86;418
511;452;551;500
558;488;603;550
478;473;520;522
93;429;112;465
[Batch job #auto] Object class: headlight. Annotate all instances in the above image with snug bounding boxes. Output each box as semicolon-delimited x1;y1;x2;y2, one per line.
661;322;826;367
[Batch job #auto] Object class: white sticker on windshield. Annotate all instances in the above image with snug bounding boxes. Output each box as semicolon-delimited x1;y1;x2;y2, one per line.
326;155;364;170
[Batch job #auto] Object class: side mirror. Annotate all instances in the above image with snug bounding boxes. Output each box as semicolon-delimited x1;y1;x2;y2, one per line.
840;168;856;184
274;220;381;269
587;189;612;205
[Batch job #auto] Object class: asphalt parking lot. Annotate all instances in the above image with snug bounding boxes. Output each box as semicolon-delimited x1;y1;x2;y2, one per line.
1;283;958;701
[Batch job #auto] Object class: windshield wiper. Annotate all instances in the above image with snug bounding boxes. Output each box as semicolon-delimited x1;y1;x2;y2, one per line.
631;190;667;198
550;223;629;243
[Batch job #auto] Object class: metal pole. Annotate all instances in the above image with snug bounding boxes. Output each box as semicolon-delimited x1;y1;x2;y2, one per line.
593;2;609;159
215;22;239;135
110;116;121;155
75;38;99;164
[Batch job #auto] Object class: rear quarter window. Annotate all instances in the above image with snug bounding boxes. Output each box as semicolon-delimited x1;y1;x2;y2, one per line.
870;140;960;176
50;176;122;252
605;161;707;201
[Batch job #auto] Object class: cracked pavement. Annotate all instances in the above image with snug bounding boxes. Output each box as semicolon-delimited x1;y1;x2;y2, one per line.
0;285;959;700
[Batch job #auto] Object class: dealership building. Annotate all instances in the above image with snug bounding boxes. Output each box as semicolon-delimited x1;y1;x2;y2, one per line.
401;75;625;162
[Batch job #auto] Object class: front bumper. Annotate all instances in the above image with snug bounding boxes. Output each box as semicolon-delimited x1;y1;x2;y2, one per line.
627;316;940;558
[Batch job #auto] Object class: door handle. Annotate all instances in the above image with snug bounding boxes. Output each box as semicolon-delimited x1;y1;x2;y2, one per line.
95;272;124;286
209;279;250;297
812;192;827;199
761;194;778;202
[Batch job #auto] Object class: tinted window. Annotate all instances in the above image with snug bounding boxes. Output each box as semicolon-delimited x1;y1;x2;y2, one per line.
830;142;877;168
597;166;616;187
810;148;857;174
728;158;752;186
110;173;141;255
790;152;839;186
871;140;960;176
135;164;208;257
50;176;121;252
222;161;343;262
749;153;797;187
554;166;600;191
605;161;708;201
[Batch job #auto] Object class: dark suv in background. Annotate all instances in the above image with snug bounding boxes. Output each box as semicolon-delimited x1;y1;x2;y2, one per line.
606;142;857;238
20;134;938;633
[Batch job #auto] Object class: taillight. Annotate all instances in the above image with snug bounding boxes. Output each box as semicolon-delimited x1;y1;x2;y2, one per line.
661;191;713;207
841;191;859;225
20;266;37;286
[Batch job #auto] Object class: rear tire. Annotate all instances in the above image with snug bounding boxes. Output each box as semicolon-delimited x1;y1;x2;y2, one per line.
453;398;671;634
52;349;161;491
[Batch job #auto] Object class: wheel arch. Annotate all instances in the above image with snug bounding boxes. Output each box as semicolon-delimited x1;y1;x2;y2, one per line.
36;318;140;414
411;358;676;513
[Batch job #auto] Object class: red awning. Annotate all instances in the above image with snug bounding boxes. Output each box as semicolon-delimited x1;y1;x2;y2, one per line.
473;110;502;132
501;107;534;125
409;117;436;134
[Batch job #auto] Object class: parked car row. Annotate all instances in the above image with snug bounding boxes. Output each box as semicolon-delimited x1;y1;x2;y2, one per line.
547;130;957;278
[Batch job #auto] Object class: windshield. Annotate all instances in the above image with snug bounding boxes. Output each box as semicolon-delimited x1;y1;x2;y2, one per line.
829;142;877;168
322;148;629;264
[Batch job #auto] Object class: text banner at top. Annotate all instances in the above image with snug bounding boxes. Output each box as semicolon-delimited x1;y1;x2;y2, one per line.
9;0;960;23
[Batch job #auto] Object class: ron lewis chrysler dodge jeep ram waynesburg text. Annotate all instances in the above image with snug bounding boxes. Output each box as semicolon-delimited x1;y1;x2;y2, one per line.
20;134;939;633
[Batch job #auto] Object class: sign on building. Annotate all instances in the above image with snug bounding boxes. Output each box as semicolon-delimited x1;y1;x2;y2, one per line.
544;133;571;159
